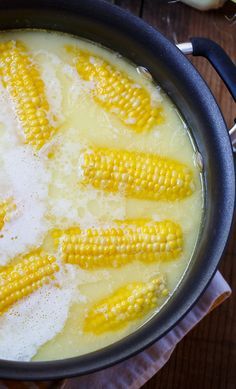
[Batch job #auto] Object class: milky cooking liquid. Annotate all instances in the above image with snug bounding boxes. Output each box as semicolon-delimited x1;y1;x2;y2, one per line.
0;31;203;361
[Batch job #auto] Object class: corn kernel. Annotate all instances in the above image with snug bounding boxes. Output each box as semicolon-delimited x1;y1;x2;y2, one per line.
0;40;58;150
60;219;183;268
0;198;16;231
81;147;194;201
66;46;164;132
0;249;59;314
84;275;168;334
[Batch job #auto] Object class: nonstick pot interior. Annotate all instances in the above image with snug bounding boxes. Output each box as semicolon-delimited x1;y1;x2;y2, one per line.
0;0;234;381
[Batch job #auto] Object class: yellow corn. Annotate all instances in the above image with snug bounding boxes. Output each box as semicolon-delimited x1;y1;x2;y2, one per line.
0;249;59;314
51;226;81;248
0;198;16;231
84;275;168;334
67;46;163;132
60;219;183;268
81;147;194;201
0;40;57;150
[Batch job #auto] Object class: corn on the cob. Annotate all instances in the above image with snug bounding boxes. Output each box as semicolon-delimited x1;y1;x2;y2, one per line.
0;40;57;150
51;226;81;248
0;198;16;231
84;275;168;334
81;147;194;201
60;219;183;268
67;46;163;132
0;249;59;314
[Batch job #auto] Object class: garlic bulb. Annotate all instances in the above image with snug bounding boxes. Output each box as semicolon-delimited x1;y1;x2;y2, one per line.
180;0;226;10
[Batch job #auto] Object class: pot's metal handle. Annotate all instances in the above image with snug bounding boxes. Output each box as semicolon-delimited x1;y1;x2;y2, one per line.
229;122;236;152
177;38;236;152
177;38;236;101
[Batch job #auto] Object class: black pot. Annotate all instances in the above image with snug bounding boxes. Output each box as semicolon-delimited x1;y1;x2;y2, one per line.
0;0;235;381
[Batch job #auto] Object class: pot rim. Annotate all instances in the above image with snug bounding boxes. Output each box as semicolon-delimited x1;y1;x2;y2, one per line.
0;0;234;380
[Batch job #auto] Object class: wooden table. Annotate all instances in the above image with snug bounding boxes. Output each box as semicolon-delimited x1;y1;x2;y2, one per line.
1;1;235;388
112;1;236;388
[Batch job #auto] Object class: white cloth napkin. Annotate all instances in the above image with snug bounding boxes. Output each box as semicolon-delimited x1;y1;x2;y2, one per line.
62;271;231;389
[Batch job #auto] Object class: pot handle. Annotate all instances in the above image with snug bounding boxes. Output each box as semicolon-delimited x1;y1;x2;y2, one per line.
191;37;236;102
177;38;236;150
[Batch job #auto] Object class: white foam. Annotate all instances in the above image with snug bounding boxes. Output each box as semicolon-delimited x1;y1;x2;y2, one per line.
0;87;50;264
49;188;125;230
0;264;77;361
0;82;22;143
46;127;125;229
50;198;78;220
36;52;63;123
0;150;49;264
151;87;162;105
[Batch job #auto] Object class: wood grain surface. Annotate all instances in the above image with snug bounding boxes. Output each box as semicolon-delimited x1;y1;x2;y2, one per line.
0;1;235;388
112;1;236;388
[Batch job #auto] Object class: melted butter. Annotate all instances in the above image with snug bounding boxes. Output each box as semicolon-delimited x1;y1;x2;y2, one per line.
0;30;203;361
